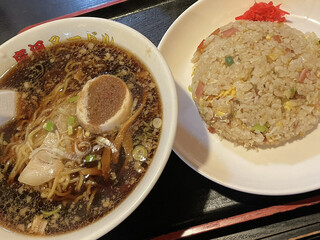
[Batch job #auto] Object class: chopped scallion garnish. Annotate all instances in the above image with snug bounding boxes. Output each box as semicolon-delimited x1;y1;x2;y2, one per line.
67;125;73;135
41;204;62;217
43;121;55;132
252;124;267;133
225;56;234;66
69;95;79;103
67;116;76;135
85;154;96;162
68;116;75;126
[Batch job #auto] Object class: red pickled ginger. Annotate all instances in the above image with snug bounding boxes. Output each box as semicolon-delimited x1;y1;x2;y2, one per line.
235;1;289;22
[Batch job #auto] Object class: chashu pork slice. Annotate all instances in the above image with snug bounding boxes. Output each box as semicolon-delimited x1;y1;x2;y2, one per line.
76;74;133;134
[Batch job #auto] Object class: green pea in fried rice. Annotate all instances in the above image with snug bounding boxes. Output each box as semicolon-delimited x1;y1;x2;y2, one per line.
191;20;320;148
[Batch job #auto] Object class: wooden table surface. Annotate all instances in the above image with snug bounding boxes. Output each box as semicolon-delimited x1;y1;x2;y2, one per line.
1;0;320;239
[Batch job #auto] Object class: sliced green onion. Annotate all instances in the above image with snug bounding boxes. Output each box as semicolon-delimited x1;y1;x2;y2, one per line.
252;124;267;133
41;204;61;217
67;116;76;135
97;161;101;170
85;154;96;163
85;131;90;137
43;121;55;132
289;88;295;99
68;116;75;126
67;125;73;135
69;95;79;103
225;56;234;66
132;145;147;161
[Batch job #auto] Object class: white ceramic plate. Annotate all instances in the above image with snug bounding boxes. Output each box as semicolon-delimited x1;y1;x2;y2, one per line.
158;0;320;195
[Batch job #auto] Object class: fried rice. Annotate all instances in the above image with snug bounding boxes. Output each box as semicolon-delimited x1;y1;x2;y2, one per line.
191;20;320;148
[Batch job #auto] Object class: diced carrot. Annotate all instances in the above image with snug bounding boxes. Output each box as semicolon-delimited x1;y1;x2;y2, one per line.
221;27;239;37
198;28;220;52
273;35;282;43
197;39;205;51
208;126;215;133
195;81;204;99
299;69;308;83
285;48;293;53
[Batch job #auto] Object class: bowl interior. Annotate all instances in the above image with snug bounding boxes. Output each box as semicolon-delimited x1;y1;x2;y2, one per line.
0;17;177;240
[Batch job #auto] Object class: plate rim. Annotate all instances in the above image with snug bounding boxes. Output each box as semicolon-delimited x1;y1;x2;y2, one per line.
158;0;320;196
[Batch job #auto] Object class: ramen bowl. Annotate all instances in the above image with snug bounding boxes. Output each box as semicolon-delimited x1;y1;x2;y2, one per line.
0;17;177;239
